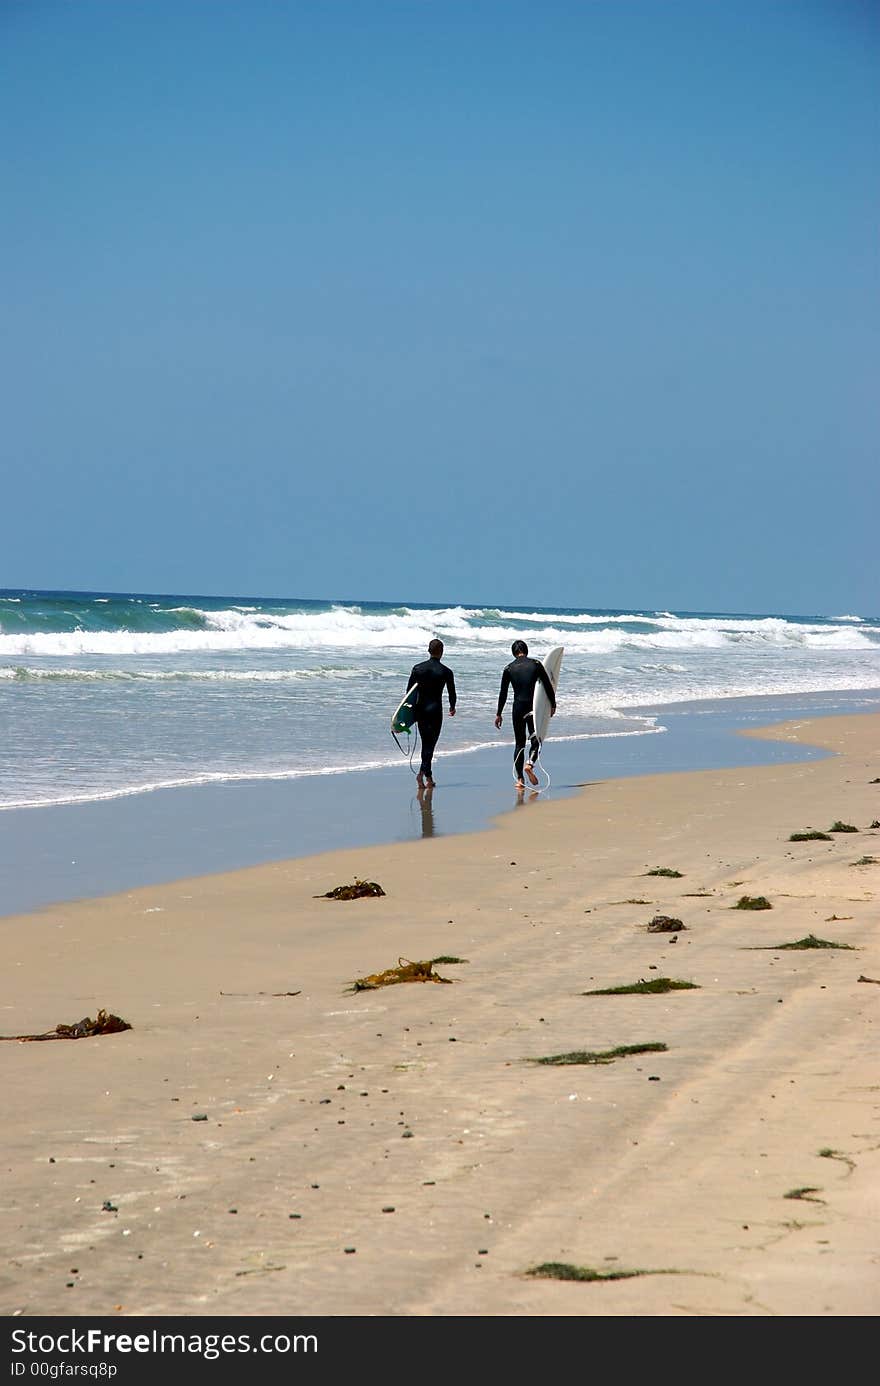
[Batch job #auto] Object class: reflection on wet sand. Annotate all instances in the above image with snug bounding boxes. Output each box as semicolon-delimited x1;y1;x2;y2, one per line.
515;788;541;807
416;783;435;837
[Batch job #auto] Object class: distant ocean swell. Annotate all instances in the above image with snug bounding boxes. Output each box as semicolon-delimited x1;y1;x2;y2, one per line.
1;591;878;811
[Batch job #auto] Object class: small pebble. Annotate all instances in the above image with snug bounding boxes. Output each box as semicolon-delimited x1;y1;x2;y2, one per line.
402;1130;414;1139
344;1247;356;1254
289;1213;302;1220
192;1114;208;1122
648;1076;661;1082
228;1209;238;1215
382;1206;395;1213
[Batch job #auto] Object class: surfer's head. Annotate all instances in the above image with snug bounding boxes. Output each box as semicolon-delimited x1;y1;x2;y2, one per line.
511;640;528;657
428;639;444;658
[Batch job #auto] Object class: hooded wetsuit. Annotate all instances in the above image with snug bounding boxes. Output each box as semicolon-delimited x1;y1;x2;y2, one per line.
496;656;556;781
407;656;456;781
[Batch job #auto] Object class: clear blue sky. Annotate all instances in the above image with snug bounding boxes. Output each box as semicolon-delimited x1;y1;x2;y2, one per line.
2;1;877;614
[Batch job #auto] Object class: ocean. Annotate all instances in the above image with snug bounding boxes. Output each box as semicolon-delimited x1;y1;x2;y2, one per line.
2;589;879;811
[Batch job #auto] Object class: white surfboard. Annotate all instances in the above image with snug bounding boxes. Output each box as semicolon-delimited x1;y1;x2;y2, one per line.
532;646;563;746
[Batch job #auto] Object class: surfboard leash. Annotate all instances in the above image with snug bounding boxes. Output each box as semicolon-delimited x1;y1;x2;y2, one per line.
391;723;421;776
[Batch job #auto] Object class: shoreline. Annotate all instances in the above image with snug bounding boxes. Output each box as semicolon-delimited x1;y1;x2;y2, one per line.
1;711;878;1317
2;686;879;919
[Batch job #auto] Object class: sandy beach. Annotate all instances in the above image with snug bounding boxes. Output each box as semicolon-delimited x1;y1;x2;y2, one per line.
1;712;878;1319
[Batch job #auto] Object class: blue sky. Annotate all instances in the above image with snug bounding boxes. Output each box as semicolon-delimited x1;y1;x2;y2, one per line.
2;1;876;614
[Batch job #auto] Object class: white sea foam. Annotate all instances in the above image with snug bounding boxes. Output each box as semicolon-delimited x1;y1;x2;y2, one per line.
0;665;395;683
2;606;876;658
563;670;880;716
489;609;658;626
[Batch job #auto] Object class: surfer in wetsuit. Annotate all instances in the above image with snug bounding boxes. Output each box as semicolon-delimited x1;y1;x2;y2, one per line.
495;640;556;788
407;639;456;789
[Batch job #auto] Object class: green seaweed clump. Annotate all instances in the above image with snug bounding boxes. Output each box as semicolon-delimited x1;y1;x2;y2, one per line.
644;867;683;878
754;934;854;951
582;977;698;996
526;1262;652;1282
784;1187;823;1202
851;856;876;866
869;820;880;829
828;821;858;833
788;830;832;842
529;1042;667;1066
732;895;772;910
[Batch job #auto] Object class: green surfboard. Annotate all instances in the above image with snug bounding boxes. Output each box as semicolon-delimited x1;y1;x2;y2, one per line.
391;685;419;735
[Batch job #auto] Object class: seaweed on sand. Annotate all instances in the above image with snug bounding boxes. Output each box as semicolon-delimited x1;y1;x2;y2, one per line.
828;821;858;833
732;896;772;910
747;934;855;951
527;1042;667;1066
0;1009;132;1042
646;915;686;932
348;956;467;991
789;830;833;842
582;978;699;996
526;1262;676;1282
644;867;683;878
318;878;386;899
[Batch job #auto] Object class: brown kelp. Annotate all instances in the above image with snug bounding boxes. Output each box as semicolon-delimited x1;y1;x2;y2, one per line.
0;1009;132;1042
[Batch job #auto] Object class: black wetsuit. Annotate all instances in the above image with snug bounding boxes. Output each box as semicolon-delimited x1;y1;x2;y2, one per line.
496;656;556;781
407;657;456;781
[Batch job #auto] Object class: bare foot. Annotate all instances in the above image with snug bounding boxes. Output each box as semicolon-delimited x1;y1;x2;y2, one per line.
524;762;539;786
515;779;525;789
425;776;435;788
416;772;425;788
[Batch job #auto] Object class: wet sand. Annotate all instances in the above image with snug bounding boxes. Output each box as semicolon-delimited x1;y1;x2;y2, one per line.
1;713;878;1317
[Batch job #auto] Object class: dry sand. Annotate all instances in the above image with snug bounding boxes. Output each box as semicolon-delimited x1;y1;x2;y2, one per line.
1;713;878;1318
